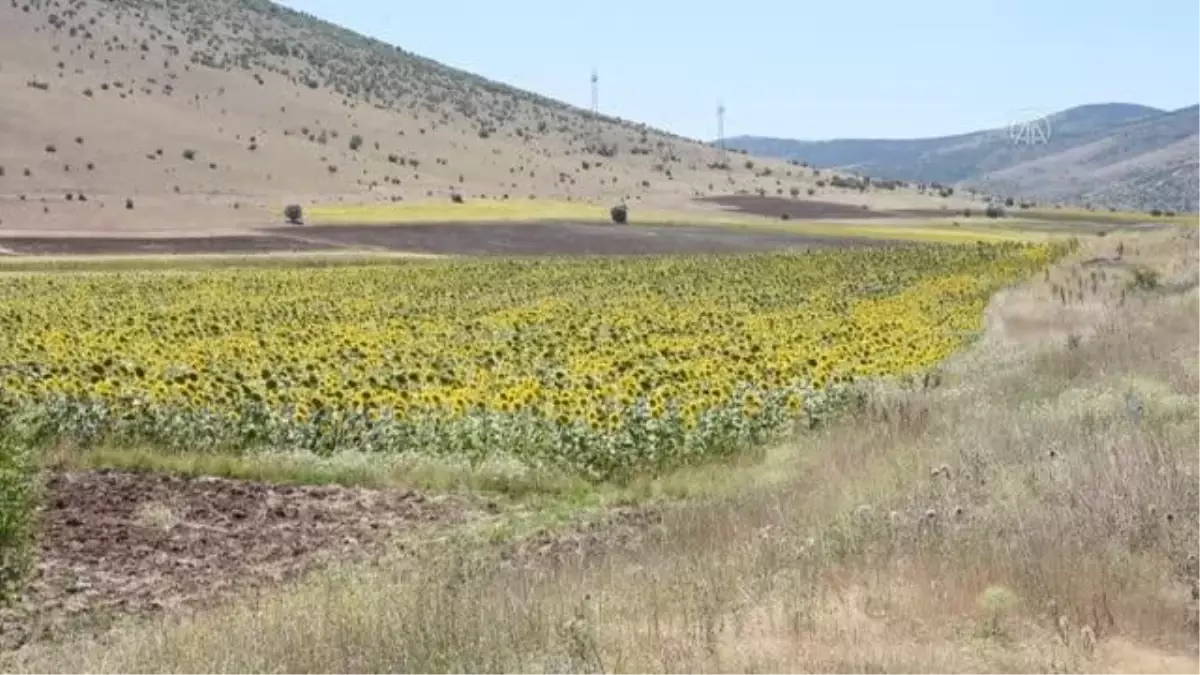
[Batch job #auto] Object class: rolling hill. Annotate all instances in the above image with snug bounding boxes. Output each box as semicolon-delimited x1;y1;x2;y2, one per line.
0;0;973;235
725;103;1200;212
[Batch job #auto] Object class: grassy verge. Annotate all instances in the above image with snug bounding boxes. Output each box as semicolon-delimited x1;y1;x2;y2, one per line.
6;228;1196;673
1023;207;1198;227
0;250;452;273
43;428;807;514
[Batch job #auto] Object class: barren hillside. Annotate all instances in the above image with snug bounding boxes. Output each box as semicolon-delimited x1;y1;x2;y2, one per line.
724;105;1167;183
728;103;1200;212
0;0;975;235
974;106;1200;212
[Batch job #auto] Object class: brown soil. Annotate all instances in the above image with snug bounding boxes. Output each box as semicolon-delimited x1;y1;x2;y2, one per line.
0;221;902;257
289;222;899;256
0;470;466;650
697;195;952;220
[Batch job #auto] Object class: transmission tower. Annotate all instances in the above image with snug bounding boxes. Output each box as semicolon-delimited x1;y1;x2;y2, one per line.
717;100;727;165
589;68;600;151
590;69;599;116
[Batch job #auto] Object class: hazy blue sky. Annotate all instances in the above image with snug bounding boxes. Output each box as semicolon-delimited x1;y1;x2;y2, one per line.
279;0;1199;141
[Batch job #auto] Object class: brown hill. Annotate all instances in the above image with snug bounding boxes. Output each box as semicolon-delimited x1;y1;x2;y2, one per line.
0;0;972;235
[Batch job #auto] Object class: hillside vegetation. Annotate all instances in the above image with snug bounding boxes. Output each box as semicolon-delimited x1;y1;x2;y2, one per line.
727;103;1200;213
0;0;973;234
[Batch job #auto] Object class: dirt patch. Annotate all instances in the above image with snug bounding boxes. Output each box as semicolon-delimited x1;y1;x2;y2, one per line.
696;195;949;220
0;470;465;650
0;222;901;258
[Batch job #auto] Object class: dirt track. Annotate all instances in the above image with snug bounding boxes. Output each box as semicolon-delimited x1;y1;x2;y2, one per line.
0;221;903;258
0;470;465;650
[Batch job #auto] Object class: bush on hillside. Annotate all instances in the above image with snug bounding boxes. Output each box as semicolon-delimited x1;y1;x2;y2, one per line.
610;203;628;224
284;204;303;224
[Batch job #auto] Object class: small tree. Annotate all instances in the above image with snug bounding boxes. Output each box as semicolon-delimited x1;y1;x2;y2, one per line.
611;203;628;224
284;203;303;224
349;134;363;151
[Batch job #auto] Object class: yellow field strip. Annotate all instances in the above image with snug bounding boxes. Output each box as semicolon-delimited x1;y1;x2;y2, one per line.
306;200;1051;244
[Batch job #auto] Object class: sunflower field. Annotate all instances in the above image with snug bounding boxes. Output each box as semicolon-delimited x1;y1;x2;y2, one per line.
0;242;1067;479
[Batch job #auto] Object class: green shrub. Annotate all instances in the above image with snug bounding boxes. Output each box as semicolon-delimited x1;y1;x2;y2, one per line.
284;204;303;224
0;436;38;606
610;203;628;224
1128;265;1161;291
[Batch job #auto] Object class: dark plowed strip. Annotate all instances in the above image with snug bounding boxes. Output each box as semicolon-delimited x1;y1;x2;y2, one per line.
695;195;922;220
292;222;899;256
0;470;465;650
0;222;905;258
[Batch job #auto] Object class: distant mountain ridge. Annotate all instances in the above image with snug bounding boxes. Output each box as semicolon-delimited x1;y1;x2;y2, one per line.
725;103;1199;211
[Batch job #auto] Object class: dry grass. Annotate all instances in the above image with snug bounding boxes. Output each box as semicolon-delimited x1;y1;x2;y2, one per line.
1024;207;1198;227
6;228;1198;674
